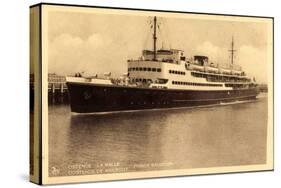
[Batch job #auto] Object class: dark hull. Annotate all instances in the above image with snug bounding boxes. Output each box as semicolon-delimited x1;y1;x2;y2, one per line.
67;82;259;113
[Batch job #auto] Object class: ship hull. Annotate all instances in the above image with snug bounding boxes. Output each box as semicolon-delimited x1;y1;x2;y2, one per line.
66;82;259;113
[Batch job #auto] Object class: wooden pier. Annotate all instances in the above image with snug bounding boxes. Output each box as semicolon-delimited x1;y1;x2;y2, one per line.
48;82;68;94
48;73;68;94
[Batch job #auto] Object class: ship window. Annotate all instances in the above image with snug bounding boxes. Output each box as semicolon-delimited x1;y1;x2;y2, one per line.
136;67;139;71
148;68;151;71
152;68;156;72
157;68;161;72
140;67;143;71
169;70;186;75
143;67;147;71
171;80;222;87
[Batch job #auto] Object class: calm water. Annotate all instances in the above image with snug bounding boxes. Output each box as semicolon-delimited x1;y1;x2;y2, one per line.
48;93;268;176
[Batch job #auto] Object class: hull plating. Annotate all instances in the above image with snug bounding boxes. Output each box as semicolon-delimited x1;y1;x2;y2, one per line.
67;82;259;113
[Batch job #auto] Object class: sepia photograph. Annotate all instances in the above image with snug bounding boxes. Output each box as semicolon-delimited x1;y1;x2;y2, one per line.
30;3;273;184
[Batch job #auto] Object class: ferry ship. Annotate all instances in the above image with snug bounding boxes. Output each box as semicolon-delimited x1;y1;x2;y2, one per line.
66;17;259;113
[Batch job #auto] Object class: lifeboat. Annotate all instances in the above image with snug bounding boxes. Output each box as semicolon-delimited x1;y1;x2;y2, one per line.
232;69;243;75
205;66;219;74
221;68;232;75
187;63;204;71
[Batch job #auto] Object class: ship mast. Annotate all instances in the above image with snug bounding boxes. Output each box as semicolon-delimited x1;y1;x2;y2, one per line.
229;36;236;65
153;16;157;61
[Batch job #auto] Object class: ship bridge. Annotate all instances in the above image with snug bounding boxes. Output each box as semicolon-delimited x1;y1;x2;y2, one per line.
127;48;187;84
141;49;185;63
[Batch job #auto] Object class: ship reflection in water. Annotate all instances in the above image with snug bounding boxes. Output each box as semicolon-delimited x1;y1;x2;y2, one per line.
48;93;268;176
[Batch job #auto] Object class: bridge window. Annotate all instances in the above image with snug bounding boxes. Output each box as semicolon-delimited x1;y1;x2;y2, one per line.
169;70;186;75
130;67;160;72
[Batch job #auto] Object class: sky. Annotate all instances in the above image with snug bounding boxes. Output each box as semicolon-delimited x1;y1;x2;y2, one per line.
47;9;272;83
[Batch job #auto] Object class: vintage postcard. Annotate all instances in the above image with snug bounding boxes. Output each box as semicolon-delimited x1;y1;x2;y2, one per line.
30;3;273;185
